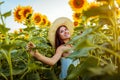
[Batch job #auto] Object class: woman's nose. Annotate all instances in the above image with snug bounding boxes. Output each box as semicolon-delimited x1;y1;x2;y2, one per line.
65;31;67;33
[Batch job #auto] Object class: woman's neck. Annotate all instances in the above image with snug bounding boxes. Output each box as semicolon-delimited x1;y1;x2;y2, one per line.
63;38;70;44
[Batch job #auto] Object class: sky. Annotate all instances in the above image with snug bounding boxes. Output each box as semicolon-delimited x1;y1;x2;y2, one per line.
1;0;94;32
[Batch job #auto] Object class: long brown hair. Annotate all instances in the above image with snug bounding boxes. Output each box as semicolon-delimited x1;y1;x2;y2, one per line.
55;25;67;50
55;25;67;67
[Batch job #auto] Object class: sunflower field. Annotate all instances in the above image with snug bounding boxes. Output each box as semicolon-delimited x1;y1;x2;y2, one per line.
0;0;120;80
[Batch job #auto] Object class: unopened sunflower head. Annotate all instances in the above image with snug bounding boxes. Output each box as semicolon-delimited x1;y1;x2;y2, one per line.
14;30;19;34
0;34;5;40
47;21;51;27
19;28;23;33
24;34;29;40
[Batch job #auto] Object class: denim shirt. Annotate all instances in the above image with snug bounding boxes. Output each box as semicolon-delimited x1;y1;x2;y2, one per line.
59;57;80;80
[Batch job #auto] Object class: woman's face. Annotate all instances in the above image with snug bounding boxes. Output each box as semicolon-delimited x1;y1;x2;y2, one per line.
59;26;70;40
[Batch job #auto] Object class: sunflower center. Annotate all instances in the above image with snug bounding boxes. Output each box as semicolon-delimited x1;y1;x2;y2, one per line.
75;13;81;18
43;19;46;24
73;0;84;8
16;10;21;19
24;9;30;17
74;21;78;26
35;16;41;23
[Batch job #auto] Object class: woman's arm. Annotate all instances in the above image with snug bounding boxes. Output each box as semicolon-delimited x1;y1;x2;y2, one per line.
27;42;70;66
32;48;63;66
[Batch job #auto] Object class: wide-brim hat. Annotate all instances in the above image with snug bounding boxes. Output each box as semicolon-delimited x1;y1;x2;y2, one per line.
48;17;74;48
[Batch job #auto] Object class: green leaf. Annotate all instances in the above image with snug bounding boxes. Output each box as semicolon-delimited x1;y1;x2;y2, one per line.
99;17;112;26
89;67;103;76
0;24;10;34
83;5;113;19
0;1;4;5
0;43;15;52
23;27;35;31
69;28;93;43
67;57;98;79
89;63;116;77
68;47;93;58
43;69;58;80
12;68;27;76
2;10;11;18
25;72;40;80
74;38;94;50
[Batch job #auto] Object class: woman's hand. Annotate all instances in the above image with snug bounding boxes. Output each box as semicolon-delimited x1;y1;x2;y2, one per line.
26;42;36;56
27;42;36;50
29;49;38;57
26;42;36;50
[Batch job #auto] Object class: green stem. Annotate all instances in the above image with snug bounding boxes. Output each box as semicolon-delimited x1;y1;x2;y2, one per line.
0;73;8;80
0;9;5;26
8;50;13;80
90;54;108;65
96;46;120;59
2;49;13;80
20;68;29;79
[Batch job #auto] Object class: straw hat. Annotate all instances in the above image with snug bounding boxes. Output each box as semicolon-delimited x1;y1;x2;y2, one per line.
48;17;74;48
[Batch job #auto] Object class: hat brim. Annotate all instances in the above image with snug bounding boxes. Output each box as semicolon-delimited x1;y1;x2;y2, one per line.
48;17;74;48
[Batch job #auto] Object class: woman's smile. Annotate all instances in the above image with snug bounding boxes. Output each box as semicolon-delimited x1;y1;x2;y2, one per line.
59;26;70;40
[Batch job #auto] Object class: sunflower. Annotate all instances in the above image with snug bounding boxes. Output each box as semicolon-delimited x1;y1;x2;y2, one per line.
47;21;51;27
13;5;24;23
20;6;33;20
74;20;79;27
116;0;120;6
24;34;29;40
42;15;49;27
19;28;23;33
72;12;82;22
87;2;107;10
69;0;88;12
0;34;5;40
88;2;100;9
32;13;43;26
14;30;18;34
86;16;99;24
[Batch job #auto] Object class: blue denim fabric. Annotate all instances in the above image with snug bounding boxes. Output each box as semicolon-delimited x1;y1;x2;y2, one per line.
59;57;80;80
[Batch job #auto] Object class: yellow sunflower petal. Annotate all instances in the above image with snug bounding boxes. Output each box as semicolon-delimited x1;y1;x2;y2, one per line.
32;13;43;26
42;15;48;27
24;34;29;40
116;8;120;18
72;12;82;22
47;21;51;27
13;5;24;23
14;30;18;34
20;6;33;19
87;1;108;10
69;0;88;12
116;0;120;6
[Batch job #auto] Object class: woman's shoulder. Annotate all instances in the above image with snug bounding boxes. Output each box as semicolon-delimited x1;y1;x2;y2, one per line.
55;44;65;52
57;44;65;49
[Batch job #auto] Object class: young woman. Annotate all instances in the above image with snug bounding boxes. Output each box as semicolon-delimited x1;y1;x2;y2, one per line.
27;17;80;79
